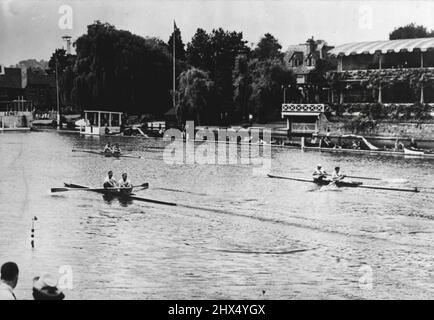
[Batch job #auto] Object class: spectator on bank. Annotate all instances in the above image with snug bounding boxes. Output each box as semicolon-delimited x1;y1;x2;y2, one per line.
32;274;65;300
0;262;19;300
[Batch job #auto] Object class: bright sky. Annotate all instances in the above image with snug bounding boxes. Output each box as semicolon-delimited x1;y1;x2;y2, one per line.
1;0;434;66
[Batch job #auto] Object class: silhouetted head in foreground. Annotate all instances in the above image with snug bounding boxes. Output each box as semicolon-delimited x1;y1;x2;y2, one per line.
1;262;19;289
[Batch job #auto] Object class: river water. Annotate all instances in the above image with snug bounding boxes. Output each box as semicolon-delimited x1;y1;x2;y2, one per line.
1;131;434;299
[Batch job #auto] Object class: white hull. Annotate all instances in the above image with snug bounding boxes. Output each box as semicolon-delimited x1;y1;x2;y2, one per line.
404;147;425;155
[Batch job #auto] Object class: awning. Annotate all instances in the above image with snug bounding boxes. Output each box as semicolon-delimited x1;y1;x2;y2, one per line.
329;37;434;56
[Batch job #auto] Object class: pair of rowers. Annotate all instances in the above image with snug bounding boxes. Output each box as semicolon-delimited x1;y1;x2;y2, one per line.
103;142;121;154
312;164;345;183
103;171;133;195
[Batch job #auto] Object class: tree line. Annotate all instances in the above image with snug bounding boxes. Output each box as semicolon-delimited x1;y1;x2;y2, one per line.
48;21;434;125
49;21;295;125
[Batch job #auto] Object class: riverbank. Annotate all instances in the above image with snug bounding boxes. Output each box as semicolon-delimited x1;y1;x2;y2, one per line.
26;118;434;150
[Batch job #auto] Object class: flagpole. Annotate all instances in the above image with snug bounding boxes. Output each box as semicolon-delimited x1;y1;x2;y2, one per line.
55;57;60;129
172;21;176;109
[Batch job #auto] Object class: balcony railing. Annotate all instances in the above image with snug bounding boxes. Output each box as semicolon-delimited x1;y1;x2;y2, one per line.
282;103;325;114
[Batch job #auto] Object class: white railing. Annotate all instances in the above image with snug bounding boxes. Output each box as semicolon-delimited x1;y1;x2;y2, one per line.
282;103;325;113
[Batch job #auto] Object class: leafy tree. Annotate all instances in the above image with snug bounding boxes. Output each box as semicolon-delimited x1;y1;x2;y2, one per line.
176;67;214;125
48;49;70;74
233;54;253;122
249;58;294;122
186;28;212;71
254;33;282;60
186;28;250;123
389;23;432;40
168;22;186;61
48;48;76;108
72;21;173;115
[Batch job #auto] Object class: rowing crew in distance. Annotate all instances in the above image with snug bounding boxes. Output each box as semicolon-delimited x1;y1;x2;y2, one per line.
103;170;133;195
103;142;121;157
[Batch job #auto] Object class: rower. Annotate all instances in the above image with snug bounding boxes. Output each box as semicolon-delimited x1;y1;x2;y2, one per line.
103;171;118;189
312;164;327;182
118;173;133;195
331;166;345;182
112;143;121;155
103;142;113;153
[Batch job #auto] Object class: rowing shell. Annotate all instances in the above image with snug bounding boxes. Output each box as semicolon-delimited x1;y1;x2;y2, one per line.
72;149;142;159
267;174;419;193
403;147;428;156
64;183;177;206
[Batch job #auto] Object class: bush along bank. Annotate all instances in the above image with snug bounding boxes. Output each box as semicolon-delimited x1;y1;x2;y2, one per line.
318;102;434;141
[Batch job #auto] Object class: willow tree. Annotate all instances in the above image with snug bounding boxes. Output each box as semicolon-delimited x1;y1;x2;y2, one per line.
72;21;173;115
176;68;215;125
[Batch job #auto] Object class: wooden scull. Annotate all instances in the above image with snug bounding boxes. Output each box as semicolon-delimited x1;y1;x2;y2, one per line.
267;174;419;193
72;149;142;159
62;183;177;206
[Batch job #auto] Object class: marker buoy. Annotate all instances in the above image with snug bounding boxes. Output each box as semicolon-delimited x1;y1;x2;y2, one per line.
31;216;38;248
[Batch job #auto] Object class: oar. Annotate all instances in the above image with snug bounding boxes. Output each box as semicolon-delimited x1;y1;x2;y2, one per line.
130;196;177;206
51;183;149;193
325;173;381;181
356;184;419;193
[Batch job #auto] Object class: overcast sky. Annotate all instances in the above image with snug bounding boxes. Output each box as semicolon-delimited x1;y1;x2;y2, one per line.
1;0;434;66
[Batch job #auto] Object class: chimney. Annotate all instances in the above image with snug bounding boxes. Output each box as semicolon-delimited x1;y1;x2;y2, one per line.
306;36;315;54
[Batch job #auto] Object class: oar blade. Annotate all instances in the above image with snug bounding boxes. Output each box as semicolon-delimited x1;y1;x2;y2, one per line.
51;187;69;193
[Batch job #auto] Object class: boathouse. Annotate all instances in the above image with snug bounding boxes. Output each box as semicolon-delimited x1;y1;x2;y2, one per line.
281;103;325;136
326;37;434;104
81;110;123;135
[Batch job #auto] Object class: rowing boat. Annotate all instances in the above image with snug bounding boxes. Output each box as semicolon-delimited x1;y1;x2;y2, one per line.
72;149;142;159
63;183;177;206
267;175;363;188
403;147;431;156
267;174;419;193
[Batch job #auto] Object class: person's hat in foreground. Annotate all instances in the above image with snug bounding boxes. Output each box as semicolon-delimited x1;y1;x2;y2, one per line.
32;274;65;300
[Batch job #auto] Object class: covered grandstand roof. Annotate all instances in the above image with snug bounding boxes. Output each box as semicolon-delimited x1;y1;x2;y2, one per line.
329;37;434;56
